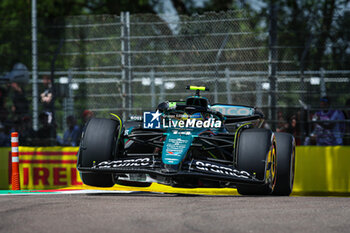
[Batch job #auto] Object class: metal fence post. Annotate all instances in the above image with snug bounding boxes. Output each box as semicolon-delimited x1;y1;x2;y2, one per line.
68;69;74;117
320;68;326;97
268;1;278;130
225;68;232;104
299;71;306;143
63;97;67;134
120;12;126;119
160;81;165;103
256;78;262;108
150;69;156;109
31;0;38;130
126;12;132;116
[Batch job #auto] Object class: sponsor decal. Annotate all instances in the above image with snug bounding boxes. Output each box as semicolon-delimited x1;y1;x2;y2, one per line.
194;161;251;179
211;105;254;116
162;135;193;165
166;151;181;157
172;130;192;135
3;148;82;190
129;115;142;121
94;158;151;168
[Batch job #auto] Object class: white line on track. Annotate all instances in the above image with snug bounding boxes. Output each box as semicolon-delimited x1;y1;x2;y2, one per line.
0;190;138;196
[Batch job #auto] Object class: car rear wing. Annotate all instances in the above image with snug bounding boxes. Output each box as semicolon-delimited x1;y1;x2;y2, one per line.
210;104;264;124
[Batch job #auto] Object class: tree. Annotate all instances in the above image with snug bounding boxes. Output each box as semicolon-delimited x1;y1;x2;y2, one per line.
253;0;350;70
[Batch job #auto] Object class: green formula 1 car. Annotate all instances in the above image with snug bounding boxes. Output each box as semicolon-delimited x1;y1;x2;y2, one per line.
77;86;295;195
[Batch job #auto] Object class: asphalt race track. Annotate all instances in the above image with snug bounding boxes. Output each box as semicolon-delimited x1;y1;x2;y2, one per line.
0;192;349;233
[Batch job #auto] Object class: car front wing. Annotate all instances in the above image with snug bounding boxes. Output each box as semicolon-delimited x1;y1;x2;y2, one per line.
77;156;265;185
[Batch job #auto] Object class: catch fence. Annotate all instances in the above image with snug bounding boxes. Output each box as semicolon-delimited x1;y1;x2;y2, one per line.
4;10;350;144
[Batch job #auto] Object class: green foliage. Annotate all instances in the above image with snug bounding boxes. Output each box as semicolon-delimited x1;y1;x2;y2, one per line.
255;0;350;70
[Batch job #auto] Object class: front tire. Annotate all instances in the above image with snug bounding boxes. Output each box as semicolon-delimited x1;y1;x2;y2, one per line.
272;132;295;196
236;128;277;195
79;118;119;187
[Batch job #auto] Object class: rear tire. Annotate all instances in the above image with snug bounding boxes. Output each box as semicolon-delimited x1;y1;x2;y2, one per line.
79;118;118;187
272;132;295;196
236;129;276;195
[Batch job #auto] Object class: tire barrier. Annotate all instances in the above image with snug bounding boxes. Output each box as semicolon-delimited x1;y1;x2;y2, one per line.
1;147;81;190
0;146;349;195
293;146;350;196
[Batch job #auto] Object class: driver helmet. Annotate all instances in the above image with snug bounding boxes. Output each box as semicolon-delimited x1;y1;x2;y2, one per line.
157;101;169;112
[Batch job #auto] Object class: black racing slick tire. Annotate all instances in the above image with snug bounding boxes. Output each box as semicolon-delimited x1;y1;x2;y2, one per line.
79;118;119;187
236;128;277;195
272;132;295;196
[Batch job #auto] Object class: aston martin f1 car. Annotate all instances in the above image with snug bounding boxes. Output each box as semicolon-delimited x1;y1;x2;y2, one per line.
77;86;295;195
